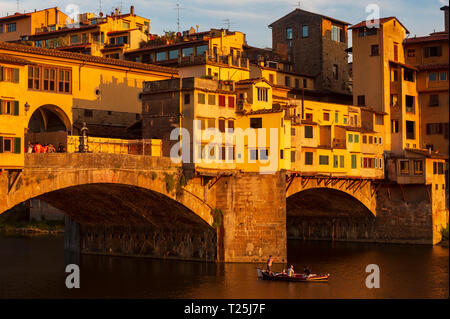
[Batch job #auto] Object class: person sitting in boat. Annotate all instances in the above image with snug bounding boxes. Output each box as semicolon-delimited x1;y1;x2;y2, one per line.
304;266;311;277
287;265;295;277
267;256;274;275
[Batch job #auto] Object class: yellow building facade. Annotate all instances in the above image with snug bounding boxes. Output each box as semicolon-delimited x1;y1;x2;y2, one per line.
22;6;149;59
126;29;251;82
0;7;71;42
0;41;177;171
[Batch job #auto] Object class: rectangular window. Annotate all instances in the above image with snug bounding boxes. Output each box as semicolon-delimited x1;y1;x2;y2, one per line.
354;134;359;143
394;43;398;61
319;155;329;165
286;27;293;40
257;87;268;102
182;47;194;57
304;126;313;138
285;76;290;87
250;149;258;161
250;118;262;129
28;66;40;90
407;49;415;57
406;121;415;140
405;95;414;112
58;69;71;93
43;68;56;92
333;155;338;168
429;72;437;82
291;127;296;136
335;112;338;123
302;25;309;38
184;93;190;105
228;96;235;109
6;23;16;32
368;136;373;144
399;160;410;175
227;120;234;133
198;93;205;104
438;162;444;174
414;160;423;175
219;119;225;133
424;46;442;57
357;95;365;106
0;67;19;83
156;51;166;61
339;155;345;168
218;95;226;107
348;134;353;143
370;44;379;56
363;135;367;144
351;155;357;169
331;25;342;42
404;69;414;82
393;69;399;82
290;150;295;163
305;113;313;121
208;94;215;105
260;149;269;161
305;152;313;165
391;120;399;133
323;112;330;121
196;45;208;56
295;78;299;88
168;49;178;60
440;72;447;81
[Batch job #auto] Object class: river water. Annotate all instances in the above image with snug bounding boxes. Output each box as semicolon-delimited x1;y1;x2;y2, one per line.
0;233;447;299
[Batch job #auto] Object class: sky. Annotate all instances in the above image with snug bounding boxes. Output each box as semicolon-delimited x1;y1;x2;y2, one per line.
0;0;448;48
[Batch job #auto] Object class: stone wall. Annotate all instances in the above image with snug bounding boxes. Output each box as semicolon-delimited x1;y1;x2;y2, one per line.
287;184;449;244
215;172;287;263
77;222;216;262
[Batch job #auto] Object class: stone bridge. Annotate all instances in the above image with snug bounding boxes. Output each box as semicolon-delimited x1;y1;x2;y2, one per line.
0;154;446;263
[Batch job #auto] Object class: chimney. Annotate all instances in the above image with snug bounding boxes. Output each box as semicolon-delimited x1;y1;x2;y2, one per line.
130;6;135;15
441;6;449;32
115;8;119;16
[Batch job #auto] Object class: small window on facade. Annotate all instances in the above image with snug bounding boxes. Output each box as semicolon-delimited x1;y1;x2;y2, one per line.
371;44;379;56
250;118;262;129
413;160;423;175
304;126;313;138
198;93;205;104
184;93;190;104
319;155;329;165
208;94;215;105
305;152;313;165
218;95;226;107
219;119;225;133
323;112;330;121
400;160;410;175
357;95;365;106
302;25;309;38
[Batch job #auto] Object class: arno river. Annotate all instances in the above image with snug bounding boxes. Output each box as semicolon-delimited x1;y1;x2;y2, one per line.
0;233;447;299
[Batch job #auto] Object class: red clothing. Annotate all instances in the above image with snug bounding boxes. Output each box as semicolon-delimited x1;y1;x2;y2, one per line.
34;144;42;153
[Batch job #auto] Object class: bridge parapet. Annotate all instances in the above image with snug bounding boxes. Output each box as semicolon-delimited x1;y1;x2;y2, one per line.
24;153;179;171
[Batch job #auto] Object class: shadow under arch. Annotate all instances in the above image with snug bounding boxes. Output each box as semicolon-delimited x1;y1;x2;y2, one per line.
35;183;217;261
286;187;376;243
28;104;71;133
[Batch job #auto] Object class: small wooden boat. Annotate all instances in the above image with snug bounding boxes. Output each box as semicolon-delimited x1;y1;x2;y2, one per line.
256;268;330;282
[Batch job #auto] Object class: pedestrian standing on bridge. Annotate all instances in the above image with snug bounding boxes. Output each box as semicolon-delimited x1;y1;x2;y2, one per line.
33;142;42;153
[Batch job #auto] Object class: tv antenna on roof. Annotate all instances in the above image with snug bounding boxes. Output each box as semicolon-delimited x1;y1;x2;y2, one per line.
174;1;185;33
223;19;232;30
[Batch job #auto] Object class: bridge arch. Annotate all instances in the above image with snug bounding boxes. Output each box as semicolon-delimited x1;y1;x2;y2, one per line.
286;176;378;242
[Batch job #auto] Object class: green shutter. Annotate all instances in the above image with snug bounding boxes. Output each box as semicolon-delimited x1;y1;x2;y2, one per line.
14;137;21;154
13;68;19;83
13;101;19;116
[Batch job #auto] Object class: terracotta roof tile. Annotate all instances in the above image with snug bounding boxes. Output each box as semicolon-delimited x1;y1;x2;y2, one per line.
404;32;449;44
0;53;35;65
0;41;178;75
350;17;409;33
